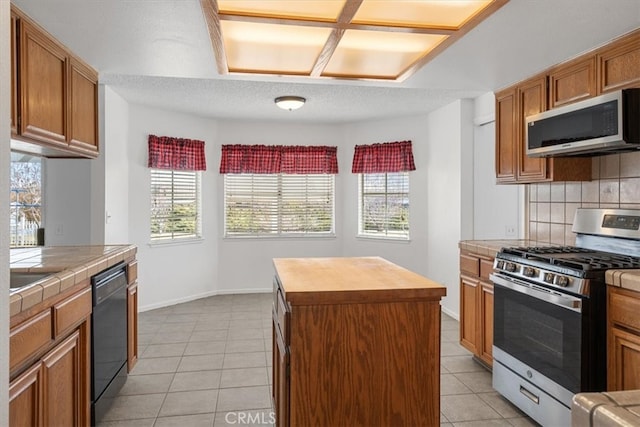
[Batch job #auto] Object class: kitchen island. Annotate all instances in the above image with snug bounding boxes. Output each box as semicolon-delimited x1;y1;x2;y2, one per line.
272;256;446;427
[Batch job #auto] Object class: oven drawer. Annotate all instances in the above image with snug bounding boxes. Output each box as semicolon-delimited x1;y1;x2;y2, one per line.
493;360;571;427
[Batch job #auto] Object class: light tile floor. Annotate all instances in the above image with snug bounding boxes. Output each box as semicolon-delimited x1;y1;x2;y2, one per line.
97;293;538;427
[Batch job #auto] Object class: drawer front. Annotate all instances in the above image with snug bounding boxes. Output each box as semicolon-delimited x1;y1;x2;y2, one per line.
480;258;495;281
53;287;92;338
10;310;53;372
610;289;640;332
460;254;480;276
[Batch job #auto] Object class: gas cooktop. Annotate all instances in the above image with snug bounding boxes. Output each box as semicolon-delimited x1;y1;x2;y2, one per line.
499;246;640;272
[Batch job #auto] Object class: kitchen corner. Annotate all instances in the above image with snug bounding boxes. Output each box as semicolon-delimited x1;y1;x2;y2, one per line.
9;244;138;426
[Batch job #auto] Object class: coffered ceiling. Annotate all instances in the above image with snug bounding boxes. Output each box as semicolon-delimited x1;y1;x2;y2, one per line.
202;0;506;81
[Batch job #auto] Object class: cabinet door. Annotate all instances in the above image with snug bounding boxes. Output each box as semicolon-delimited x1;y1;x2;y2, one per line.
460;276;479;354
69;57;98;155
608;326;640;391
549;56;596;108
42;330;85;427
19;19;68;146
128;282;139;372
11;11;18;136
495;87;517;183
598;31;640;93
517;76;548;181
10;362;42;427
479;281;494;366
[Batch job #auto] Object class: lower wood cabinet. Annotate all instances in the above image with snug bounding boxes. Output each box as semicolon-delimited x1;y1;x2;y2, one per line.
460;251;494;367
608;286;640;391
10;316;90;426
9;286;91;427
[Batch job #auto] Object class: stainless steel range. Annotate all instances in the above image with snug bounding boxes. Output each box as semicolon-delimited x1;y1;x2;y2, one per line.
491;208;640;426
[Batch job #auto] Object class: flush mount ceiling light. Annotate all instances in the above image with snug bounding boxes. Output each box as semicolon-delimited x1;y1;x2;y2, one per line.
275;96;306;111
200;0;508;82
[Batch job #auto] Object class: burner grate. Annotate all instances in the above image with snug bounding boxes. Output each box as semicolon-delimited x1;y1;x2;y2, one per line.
500;246;640;272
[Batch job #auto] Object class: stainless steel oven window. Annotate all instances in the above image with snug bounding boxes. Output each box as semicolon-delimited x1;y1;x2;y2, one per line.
494;285;582;393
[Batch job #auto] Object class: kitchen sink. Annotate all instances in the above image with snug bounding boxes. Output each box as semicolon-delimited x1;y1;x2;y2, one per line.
10;272;51;291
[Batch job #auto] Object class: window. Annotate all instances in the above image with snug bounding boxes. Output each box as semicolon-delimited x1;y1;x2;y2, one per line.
358;172;409;239
224;173;335;237
10;153;42;247
150;169;201;241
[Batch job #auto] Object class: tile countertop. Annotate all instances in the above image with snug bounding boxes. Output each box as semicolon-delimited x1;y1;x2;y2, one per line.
606;269;640;293
9;245;137;317
458;239;551;258
572;390;640;426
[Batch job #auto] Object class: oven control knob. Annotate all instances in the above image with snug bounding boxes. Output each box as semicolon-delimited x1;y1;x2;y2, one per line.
523;267;537;277
505;263;518;273
544;273;555;284
496;260;505;270
555;275;570;287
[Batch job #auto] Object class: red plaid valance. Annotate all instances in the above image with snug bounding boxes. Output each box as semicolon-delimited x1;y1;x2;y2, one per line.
148;135;207;171
219;145;338;174
351;140;416;173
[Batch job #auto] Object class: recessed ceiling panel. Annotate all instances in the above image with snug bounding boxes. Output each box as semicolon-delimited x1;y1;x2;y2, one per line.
217;0;347;22
323;30;447;79
352;0;494;29
202;0;507;81
221;21;332;74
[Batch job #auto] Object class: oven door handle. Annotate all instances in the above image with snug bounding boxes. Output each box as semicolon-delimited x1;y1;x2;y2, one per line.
490;273;582;313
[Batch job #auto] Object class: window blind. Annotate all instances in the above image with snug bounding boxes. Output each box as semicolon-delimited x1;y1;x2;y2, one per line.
150;169;202;241
359;172;409;239
224;174;335;237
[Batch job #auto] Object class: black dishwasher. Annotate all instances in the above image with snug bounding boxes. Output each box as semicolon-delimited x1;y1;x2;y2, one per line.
91;262;128;425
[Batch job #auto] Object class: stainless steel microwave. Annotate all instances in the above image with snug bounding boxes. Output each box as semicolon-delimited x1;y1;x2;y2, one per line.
526;88;640;157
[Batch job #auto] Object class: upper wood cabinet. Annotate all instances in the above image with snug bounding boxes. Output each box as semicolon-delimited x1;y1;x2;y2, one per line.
11;6;99;158
597;30;640;93
549;56;597;108
495;87;517;183
69;58;99;155
495;75;591;184
19;18;68;147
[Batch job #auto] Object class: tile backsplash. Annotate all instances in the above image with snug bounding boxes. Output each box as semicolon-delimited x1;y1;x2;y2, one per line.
528;151;640;245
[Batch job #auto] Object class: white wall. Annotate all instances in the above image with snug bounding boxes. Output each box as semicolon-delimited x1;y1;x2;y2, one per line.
1;1;11;422
341;115;430;276
424;100;475;318
103;86;130;244
127;104;220;310
215;120;345;294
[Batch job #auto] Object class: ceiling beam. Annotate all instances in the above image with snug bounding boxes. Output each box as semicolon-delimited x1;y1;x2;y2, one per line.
200;0;228;75
310;0;363;77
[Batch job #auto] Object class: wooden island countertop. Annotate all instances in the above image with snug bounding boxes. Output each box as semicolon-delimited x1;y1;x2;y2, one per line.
273;256;446;305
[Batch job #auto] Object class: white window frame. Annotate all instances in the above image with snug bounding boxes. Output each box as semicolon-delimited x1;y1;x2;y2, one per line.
224;173;335;238
150;169;202;243
358;172;410;240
